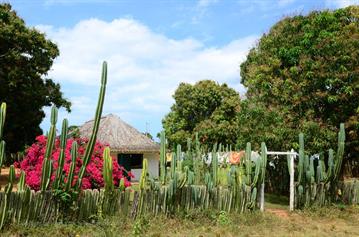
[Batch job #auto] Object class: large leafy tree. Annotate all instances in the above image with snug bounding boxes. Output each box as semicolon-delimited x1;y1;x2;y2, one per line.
240;6;359;172
0;4;71;153
163;80;240;149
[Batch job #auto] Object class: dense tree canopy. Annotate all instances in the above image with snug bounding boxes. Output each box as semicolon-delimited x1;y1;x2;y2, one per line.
240;6;358;164
162;80;240;149
0;4;71;154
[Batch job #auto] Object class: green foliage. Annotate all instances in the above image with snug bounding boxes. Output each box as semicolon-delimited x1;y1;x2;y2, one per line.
0;3;71;153
239;6;359;170
217;211;231;226
162;80;241;148
132;217;149;237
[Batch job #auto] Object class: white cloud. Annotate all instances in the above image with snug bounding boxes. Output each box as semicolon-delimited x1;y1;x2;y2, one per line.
192;0;219;24
197;0;219;8
237;0;300;15
44;0;102;6
326;0;359;8
38;18;256;134
278;0;296;7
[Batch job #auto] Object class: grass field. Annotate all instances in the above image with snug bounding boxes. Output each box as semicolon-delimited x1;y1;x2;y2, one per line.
2;199;359;237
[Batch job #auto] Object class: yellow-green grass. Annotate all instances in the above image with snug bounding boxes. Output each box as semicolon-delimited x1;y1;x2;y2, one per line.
3;205;359;237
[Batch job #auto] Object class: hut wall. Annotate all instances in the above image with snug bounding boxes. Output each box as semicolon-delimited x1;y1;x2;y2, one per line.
111;151;159;181
144;152;159;178
131;152;159;181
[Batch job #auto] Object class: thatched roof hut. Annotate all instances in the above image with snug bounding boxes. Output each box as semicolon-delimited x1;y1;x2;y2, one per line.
79;114;160;180
79;114;159;153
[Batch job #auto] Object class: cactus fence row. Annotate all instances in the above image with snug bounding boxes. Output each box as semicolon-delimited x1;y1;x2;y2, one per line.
294;124;348;208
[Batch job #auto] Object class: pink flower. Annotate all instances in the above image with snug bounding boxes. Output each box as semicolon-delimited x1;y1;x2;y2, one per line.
18;135;131;190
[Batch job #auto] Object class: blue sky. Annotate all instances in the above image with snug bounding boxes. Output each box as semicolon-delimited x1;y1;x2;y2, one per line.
5;0;359;139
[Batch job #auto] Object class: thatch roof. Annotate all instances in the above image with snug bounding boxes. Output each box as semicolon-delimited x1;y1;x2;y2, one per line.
79;114;160;153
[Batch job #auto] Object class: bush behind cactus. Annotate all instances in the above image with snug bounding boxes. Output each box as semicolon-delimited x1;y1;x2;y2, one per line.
16;135;132;190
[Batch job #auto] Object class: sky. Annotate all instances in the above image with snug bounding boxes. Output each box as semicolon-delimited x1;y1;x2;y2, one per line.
4;0;359;139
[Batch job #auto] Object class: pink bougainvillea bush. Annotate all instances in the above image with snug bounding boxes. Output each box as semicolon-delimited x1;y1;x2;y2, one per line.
16;135;132;190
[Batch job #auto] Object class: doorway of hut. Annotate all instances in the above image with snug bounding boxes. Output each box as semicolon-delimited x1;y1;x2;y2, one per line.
117;153;143;181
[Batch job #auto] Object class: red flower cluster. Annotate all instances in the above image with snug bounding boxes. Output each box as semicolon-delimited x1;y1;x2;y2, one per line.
17;135;132;190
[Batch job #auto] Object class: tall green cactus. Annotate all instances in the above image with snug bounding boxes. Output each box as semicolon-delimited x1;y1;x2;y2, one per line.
139;159;148;190
252;156;261;188
327;149;334;181
160;131;166;184
212;151;218;186
295;124;346;208
0;103;6;175
8;165;15;188
119;178;126;191
176;144;182;171
53;119;68;189
0;102;6;139
18;171;26;192
259;142;267;185
77;61;108;189
40;106;57;192
333;123;345;180
0;141;4;174
45;106;58;160
65;141;78;191
103;147;114;192
170;151;176;179
193;132;202;184
1;165;16;228
298;133;304;184
245;142;252;186
0;103;8;229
